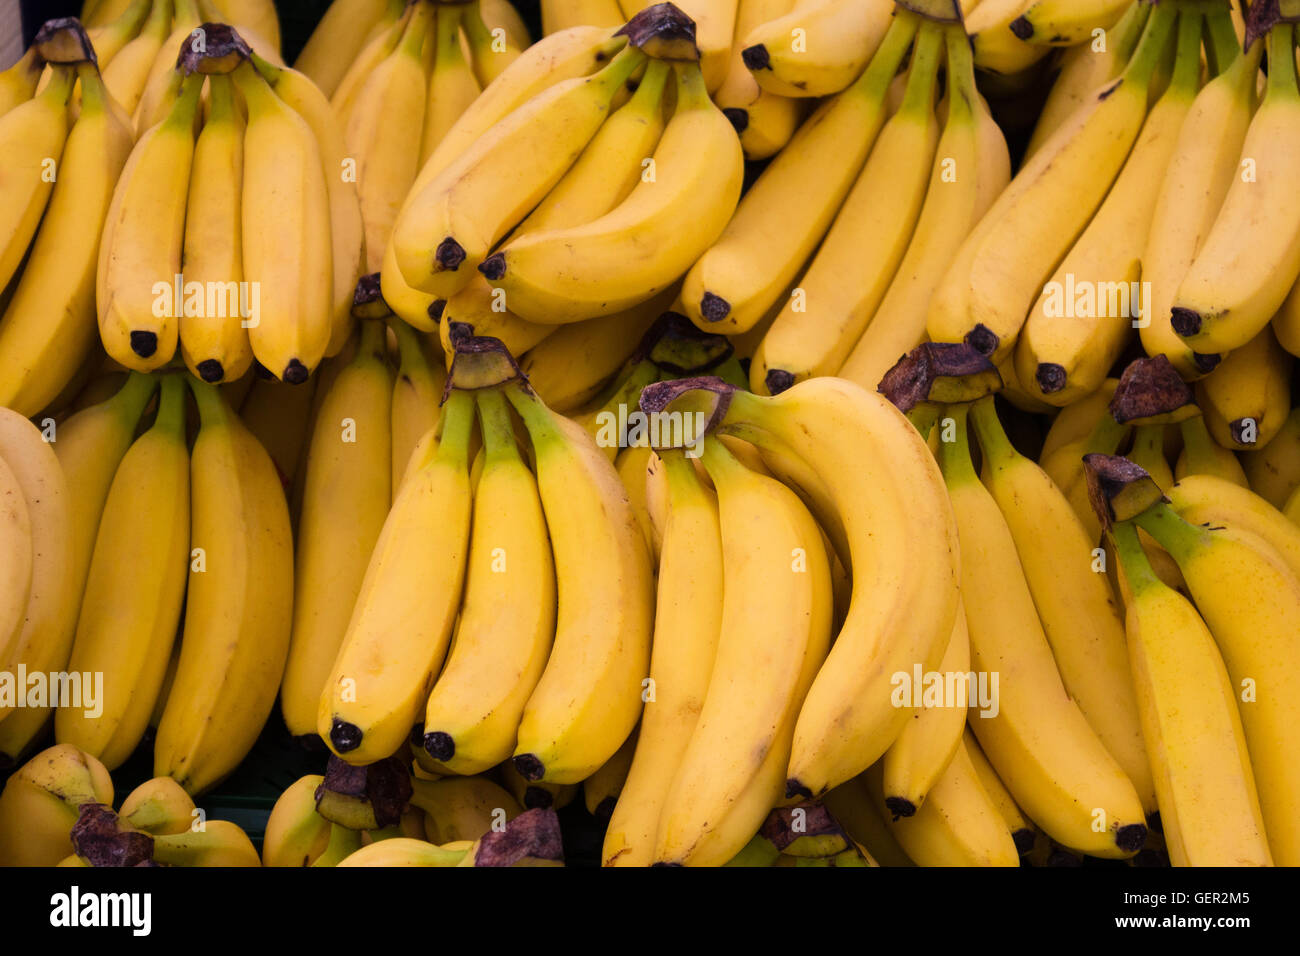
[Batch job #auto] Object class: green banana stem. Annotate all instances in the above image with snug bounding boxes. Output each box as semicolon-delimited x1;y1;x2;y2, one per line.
1083;407;1130;457
846;7;920;104
153;373;188;436
434;388;476;470
1123;0;1180;90
1203;2;1242;75
937;403;976;486
1133;499;1211;561
1177;415;1219;474
900;21;945;115
1110;519;1164;597
188;376;233;428
107;371;161;427
944;21;976;124
1171;7;1207;91
906;402;941;441
1266;20;1300;101
1111;0;1154;66
969;394;1017;468
475;387;518;463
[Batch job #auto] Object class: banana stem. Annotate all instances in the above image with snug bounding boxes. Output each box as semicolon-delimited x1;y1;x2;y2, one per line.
1266;20;1300;100
110;371;162;422
969;395;1017;468
476;387;518;462
434;389;476;469
1177;414;1218;474
163;70;205;130
943;22;976;125
74;61;108;111
1171;7;1206;92
937;403;976;485
1122;0;1179;90
188;376;232;428
1083;409;1130;457
906;402;941;440
660;446;702;506
1110;519;1163;596
1133;499;1209;561
399;0;435;57
153;374;188;435
901;21;944;115
849;7;920;104
1203;2;1242;75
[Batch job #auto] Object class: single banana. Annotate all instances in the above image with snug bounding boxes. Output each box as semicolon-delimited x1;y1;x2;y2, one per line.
584;728;638;820
964;728;1037;855
281;319;393;740
603;450;723;866
1109;519;1272;866
680;11;918;334
1010;0;1131;46
1172;23;1300;354
294;0;400;98
154;379;293;795
481;60;743;324
233;58;334;382
0;62;134;417
389;319;446;490
131;0;201;135
55;375;190;770
1166;473;1300;584
337;837;471;866
85;0;154;72
419;388;557;776
1127;424;1174;491
713;0;801;161
740;0;895;98
462;0;524;88
654;437;832;866
440;277;555;359
319;387;473;765
329;2;408;130
1196;326;1293;451
100;0;173;117
420;2;483;167
1240;408;1300;508
120;776;197;835
1175;413;1248;487
98;68;203;372
542;0;625;34
964;0;1048;77
413;774;522;845
751;21;943;393
0;744;114;866
0;455;32;665
263;774;336;866
0;47;43;120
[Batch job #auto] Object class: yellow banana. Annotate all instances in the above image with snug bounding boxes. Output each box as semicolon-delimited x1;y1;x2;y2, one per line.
713;0;801;161
440;276;555;359
84;0;154;72
1196;326;1293;451
542;0;625;34
740;0;895;98
132;0;201;134
964;727;1037;855
1240;407;1300;507
101;0;173;117
0;744;114;866
964;0;1048;77
1175;413;1248;487
154;379;293;795
1010;0;1131;45
583;728;637;820
0;451;31;663
119;776;197;835
1166;473;1300;583
263;774;337;866
420;2;483;167
622;0;738;93
338;836;471;866
462;0;524;88
389;318;446;490
294;0;401;98
0;47;43;120
413;774;522;844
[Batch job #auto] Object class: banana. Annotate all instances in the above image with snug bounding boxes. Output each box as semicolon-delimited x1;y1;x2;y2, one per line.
389;319;446;490
413;775;522;844
507;375;654;784
603;449;723;866
584;728;637;820
1039;377;1117;460
462;0;524;88
714;0;801;161
654;437;832;866
740;0;895;98
101;0;172;117
1133;499;1300;865
1278;272;1300;359
178;72;252;384
281;320;393;740
120;776;197;835
329;2;408;129
680;11;917;335
54;375;189;771
940;403;1147;858
338;837;472;866
421;2;483;167
838;26;1011;393
926;2;1175;364
294;0;401;98
751;21;943;393
969;396;1155;814
390;40;644;298
1127;424;1174;491
348;0;432;273
542;0;625;34
0;62;134;417
98;69;203;373
1241;408;1300;507
0;64;75;298
132;0;201;135
615;444;657;559
480;60;743;324
1023;0;1148;161
319;387;473;765
85;0;154;72
1140;30;1262;380
146;819;261;867
1015;9;1202;407
964;728;1037;855
1171;23;1300;354
0;47;43;120
621;0;738;93
440;278;556;359
250;53;365;356
1175;413;1248;487
263;774;337;866
0;455;32;662
208;0;282;56
821;776;914;867
233;58;334;382
869;738;1019;867
1108;519;1271;866
1166;473;1300;583
1010;0;1131;46
154;378;293;795
964;0;1048;77
1196;326;1293;451
419;388;556;776
0;744;114;866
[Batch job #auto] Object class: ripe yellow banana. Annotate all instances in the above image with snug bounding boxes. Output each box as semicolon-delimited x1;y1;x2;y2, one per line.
389;318;445;490
391;40;644;298
178;72;252;384
1010;0;1131;45
543;0;625;34
55;374;190;770
132;0;202;135
413;774;523;844
233;58;334;382
0;47;43;120
84;0;154;73
927;2;1175;363
1016;9;1203;407
740;0;894;98
713;0;801;161
481;60;743;324
964;727;1037;855
1167;473;1300;583
420;2;483;167
751;21;943;394
101;0;173;116
98;69;203;372
0;744;114;866
154;379;293;794
1240;408;1300;507
0;451;32;664
263;773;335;866
1197;326;1293;451
654;437;831;866
940;403;1147;858
680;11;917;334
462;0;524;88
119;775;197;835
329;1;408;128
505;376;654;784
0;62;134;417
584;727;637;820
294;0;401;98
603;449;723;866
320;387;473;764
281;320;393;740
1172;23;1300;354
1175;413;1248;487
1109;519;1272;866
964;0;1048;77
420;388;556;776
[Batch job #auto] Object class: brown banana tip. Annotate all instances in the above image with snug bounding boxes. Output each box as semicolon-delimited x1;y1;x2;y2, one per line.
1109;354;1195;424
1229;418;1254;445
1169;307;1202;339
428;299;447;323
878;341;998;411
423;731;454;762
446;321;474;346
478;253;506;281
71;804;155;868
522;787;554;810
1008;15;1033;40
474;808;564;866
964;324;999;357
352;272;384;307
741;44;770;70
328;717;362;753
183;23;252;75
129;331;158;359
435;237;467;271
760;802;844;851
699;291;731;322
317;753;412;828
196;359;224;383
513;753;545;782
721;107;749;133
1082;452;1167;530
1192;352;1221;373
1012;829;1036;854
594;797;617;822
616;3;700;60
33;17;96;65
784;779;812;801
1035;362;1067;395
1115;823;1148;853
765;368;796;395
282;358;310;385
883;797;917;820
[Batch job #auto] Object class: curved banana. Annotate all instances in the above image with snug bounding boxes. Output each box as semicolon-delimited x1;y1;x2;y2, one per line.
420;388;556;776
337;837;471;867
1240;408;1300;508
100;0;172;116
1175;413;1248;487
0;744;114;866
964;728;1037;855
603;450;723;866
329;1;408;129
462;0;524;88
131;0;201;135
0;47;43;120
1109;520;1272;866
1010;0;1131;46
262;774;334;866
740;0;894;98
0;62;134;416
583;728;637;820
319;387;473;764
55;374;190;770
281;320;393;740
1166;473;1300;583
154;379;293;795
0;455;32;664
481;60;743;324
294;0;400;98
1171;23;1300;354
964;0;1047;77
1196;326;1293;451
714;0;801;161
413;774;522;845
390;319;445;490
542;0;624;34
421;2;483;167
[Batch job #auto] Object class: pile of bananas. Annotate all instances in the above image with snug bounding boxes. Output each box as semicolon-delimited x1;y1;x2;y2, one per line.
3;0;1300;871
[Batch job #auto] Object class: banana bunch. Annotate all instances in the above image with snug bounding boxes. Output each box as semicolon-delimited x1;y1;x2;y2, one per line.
387;5;743;328
96;23;359;384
